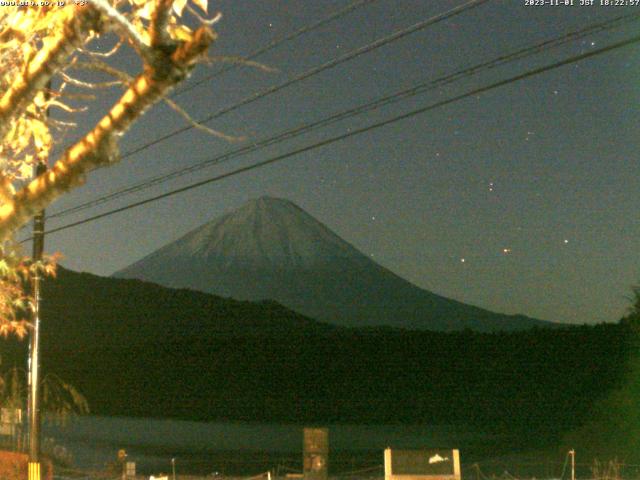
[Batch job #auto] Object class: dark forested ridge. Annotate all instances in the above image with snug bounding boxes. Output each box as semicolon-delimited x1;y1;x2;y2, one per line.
60;324;628;429
1;268;634;456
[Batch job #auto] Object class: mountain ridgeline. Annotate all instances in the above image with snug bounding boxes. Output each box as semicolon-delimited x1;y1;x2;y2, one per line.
114;196;555;332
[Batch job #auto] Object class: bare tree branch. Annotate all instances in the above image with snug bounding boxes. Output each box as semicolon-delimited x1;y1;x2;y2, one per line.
150;0;174;48
203;55;277;73
60;71;123;90
87;0;153;63
80;39;123;58
71;59;133;83
162;97;243;142
185;6;221;26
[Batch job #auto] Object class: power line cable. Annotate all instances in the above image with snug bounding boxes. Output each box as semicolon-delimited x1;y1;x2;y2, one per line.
52;0;487;162
24;31;640;241
48;0;379;161
26;32;640;240
47;10;640;220
46;0;491;219
119;0;491;159
171;0;380;98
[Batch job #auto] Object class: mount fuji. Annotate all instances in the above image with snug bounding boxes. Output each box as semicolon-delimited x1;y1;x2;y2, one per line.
114;196;556;331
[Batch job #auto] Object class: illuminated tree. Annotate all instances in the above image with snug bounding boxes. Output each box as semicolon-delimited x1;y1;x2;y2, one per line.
0;0;219;336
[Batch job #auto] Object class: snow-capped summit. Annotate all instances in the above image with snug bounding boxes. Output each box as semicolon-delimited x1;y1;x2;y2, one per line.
160;196;364;270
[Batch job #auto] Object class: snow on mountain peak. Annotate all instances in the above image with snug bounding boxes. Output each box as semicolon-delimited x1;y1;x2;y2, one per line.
142;196;364;270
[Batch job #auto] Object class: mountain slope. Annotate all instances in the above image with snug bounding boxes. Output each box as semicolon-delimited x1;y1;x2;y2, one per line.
114;196;556;331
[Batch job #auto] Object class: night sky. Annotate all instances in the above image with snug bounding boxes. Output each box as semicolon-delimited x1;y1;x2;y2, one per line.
34;0;640;325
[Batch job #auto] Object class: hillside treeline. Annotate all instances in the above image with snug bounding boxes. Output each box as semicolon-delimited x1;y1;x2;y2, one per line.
1;269;636;457
44;324;632;432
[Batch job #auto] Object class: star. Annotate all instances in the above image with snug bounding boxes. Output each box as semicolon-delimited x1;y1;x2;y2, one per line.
502;248;512;254
460;258;466;263
563;239;569;244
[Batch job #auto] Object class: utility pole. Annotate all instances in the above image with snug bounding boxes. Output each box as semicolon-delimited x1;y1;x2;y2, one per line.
27;161;46;480
569;449;575;480
27;82;50;480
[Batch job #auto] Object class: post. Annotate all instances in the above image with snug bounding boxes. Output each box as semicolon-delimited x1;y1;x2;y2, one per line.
27;160;46;480
118;449;127;480
303;428;328;480
172;457;176;480
569;449;575;480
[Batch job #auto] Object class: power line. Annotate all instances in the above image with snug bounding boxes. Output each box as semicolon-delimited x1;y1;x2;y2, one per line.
48;0;378;161
47;10;640;220
48;1;489;169
171;0;380;98
46;0;491;218
25;31;640;241
119;0;491;159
